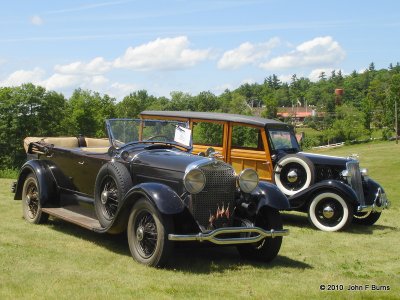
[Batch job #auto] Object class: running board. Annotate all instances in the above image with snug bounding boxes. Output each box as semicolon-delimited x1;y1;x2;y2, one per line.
42;207;104;232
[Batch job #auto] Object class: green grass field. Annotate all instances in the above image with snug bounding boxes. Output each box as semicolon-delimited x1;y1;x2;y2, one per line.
0;141;399;299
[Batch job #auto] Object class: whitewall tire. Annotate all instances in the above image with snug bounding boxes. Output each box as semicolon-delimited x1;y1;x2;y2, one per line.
308;192;353;232
274;155;315;196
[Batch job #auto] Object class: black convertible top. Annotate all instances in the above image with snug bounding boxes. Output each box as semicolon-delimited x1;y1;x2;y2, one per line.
140;110;285;127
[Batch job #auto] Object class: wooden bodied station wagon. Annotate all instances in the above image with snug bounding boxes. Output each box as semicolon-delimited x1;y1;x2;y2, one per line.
140;111;390;232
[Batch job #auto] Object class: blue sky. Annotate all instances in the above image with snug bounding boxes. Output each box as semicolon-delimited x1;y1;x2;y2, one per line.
0;0;399;99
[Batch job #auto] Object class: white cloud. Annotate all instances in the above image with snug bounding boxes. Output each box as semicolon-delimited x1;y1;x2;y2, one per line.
44;73;82;90
55;57;112;75
114;36;212;71
308;68;334;82
260;36;345;70
0;68;45;86
31;15;44;26
218;38;280;70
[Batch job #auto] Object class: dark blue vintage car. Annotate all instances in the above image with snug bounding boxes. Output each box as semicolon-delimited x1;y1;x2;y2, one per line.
13;118;289;267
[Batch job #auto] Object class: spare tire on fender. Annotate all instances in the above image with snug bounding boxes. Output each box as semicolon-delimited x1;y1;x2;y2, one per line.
94;162;133;228
274;154;315;196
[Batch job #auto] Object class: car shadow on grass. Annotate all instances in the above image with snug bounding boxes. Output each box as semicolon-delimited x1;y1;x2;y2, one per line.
46;217;311;273
167;246;312;273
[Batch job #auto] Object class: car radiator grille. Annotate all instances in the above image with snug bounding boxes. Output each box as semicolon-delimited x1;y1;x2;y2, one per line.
191;163;236;230
346;161;365;205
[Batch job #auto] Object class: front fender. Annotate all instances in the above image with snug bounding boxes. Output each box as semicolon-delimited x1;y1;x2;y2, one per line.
288;180;359;210
14;159;58;206
252;181;290;211
108;182;185;234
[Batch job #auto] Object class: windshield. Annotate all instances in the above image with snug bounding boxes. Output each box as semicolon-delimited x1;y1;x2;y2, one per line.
106;119;191;148
268;128;300;151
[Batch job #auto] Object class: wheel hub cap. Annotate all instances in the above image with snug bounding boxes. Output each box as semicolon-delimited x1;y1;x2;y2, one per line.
287;170;298;183
26;194;32;205
101;191;108;205
136;226;144;241
323;206;334;219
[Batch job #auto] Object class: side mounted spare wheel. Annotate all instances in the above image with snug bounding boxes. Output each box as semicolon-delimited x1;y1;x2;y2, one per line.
94;162;133;228
308;191;353;232
274;154;315;196
22;173;49;224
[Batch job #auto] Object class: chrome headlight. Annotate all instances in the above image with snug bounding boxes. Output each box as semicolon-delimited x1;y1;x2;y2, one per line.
238;169;259;193
341;169;349;178
183;169;206;194
360;168;368;177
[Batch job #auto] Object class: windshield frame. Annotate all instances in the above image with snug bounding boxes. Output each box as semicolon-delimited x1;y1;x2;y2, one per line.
106;118;192;150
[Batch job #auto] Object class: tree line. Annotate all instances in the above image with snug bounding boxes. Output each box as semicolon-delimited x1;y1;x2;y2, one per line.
1;62;400;170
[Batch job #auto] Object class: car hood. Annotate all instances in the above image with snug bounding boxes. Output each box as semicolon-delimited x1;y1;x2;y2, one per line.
299;152;351;167
131;148;208;173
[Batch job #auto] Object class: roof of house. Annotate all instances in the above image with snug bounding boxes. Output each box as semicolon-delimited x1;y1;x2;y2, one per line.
140;110;285;127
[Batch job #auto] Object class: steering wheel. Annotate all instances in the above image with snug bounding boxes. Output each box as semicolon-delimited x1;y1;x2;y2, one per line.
145;135;169;141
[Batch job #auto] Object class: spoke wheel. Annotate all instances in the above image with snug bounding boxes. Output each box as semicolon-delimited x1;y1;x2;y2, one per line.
308;192;353;231
127;198;173;267
22;174;48;224
99;176;119;220
94;162;132;228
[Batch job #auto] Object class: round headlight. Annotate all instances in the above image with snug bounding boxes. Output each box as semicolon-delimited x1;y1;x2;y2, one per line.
360;168;368;176
183;169;206;194
238;169;259;193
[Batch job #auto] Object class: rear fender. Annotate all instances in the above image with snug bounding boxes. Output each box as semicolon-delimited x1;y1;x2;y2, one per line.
252;181;290;211
288;180;359;210
14;159;58;206
109;182;185;234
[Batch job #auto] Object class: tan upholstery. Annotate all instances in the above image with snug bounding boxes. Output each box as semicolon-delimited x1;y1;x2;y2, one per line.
24;136;110;153
85;138;110;147
80;147;109;153
23;136;79;152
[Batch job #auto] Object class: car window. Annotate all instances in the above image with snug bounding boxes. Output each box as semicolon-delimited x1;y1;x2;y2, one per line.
231;125;263;150
268;129;300;151
192;122;223;146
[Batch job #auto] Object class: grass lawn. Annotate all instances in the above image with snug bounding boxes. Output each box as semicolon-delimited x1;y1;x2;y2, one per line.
0;141;399;299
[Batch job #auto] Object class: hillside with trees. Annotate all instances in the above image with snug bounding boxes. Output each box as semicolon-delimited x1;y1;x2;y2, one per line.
1;63;399;170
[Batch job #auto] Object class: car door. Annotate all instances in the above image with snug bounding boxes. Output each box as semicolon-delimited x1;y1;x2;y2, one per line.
191;120;228;161
227;123;273;181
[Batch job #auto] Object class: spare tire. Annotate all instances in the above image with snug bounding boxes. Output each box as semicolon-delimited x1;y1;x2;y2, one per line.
274;154;315;196
94;162;133;228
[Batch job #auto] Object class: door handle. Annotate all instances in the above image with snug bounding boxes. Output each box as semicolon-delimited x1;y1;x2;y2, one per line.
78;161;85;165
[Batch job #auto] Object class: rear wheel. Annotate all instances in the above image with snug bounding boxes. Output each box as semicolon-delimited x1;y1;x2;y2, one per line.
353;211;381;226
127;199;173;267
237;208;283;262
308;192;353;231
22;174;49;224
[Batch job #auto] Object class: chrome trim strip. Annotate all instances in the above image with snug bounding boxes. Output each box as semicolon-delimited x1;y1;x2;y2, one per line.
168;226;289;245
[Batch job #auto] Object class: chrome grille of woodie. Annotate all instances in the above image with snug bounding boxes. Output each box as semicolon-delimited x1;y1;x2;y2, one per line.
191;161;236;230
346;160;365;205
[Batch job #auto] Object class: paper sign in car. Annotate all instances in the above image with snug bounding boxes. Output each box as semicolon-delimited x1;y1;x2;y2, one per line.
174;126;191;146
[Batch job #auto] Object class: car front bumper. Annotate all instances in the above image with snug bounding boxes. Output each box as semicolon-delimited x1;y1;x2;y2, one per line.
357;188;391;213
168;226;289;245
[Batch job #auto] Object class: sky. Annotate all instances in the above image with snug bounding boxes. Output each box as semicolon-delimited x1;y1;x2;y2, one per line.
0;0;399;100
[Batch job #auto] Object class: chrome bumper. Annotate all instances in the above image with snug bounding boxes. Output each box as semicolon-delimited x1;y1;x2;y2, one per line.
168;226;289;245
357;188;391;213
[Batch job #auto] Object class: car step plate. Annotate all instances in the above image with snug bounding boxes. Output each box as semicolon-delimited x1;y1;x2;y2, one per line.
42;207;103;231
